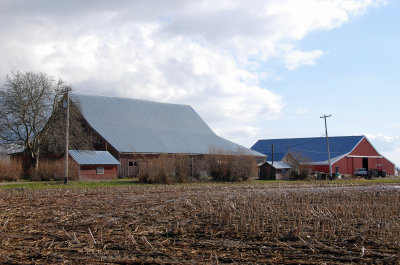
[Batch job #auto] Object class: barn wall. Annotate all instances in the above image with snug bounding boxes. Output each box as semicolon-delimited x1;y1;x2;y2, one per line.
118;153;211;178
79;165;117;180
119;153;160;178
311;165;328;173
366;157;395;175
348;138;395;175
349;138;379;156
118;153;262;179
332;159;349;174
311;158;395;175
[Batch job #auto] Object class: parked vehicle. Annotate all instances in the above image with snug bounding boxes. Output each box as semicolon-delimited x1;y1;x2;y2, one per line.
354;168;386;179
354;168;368;177
366;169;386;179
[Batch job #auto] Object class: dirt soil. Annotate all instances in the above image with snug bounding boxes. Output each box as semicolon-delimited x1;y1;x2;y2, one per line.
0;183;399;264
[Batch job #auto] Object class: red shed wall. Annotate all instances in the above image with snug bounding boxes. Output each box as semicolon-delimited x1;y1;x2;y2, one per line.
79;165;118;180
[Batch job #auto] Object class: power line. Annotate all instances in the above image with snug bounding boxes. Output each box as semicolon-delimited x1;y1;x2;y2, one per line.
334;115;398;134
289;146;342;154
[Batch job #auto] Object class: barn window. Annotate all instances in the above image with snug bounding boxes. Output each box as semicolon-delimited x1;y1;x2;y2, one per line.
129;161;138;166
96;167;104;174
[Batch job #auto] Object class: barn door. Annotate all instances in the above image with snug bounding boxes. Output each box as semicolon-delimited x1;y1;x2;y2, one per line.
362;157;368;169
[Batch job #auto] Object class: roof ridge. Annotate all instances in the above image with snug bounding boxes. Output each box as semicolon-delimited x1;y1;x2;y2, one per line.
257;135;364;141
71;93;192;108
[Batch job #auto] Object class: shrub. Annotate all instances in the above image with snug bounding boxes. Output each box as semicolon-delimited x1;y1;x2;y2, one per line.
138;154;190;184
289;167;312;181
0;158;23;181
33;159;79;181
285;151;313;181
207;148;257;182
136;150;258;184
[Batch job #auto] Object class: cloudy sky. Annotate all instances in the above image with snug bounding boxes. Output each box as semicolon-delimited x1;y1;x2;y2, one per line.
1;0;399;165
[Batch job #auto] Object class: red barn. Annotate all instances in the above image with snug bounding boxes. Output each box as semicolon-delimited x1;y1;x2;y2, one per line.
251;136;395;176
69;150;120;180
71;94;264;178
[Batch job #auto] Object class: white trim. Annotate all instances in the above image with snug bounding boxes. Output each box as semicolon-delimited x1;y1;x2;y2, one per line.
346;155;382;158
347;136;365;155
362;137;396;166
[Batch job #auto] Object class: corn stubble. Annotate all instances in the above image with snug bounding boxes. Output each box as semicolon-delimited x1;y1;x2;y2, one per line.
0;184;399;264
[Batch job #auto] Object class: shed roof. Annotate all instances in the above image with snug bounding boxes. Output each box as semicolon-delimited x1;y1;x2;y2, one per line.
69;150;120;165
267;161;291;169
251;136;364;164
257;160;291;169
72;94;264;157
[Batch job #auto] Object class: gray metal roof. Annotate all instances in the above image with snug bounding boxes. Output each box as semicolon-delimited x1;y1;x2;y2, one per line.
257;160;291;169
69;150;120;165
266;161;291;169
72;94;264;157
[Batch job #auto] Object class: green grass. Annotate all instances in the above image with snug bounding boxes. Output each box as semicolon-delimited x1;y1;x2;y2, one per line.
255;177;400;185
329;177;400;184
1;176;399;190
0;178;142;190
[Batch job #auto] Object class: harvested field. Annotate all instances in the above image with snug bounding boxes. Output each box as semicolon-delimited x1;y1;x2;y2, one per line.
0;183;399;264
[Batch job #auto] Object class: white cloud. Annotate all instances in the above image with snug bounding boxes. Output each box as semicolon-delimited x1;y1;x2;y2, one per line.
0;0;386;145
283;46;323;70
361;133;400;165
364;133;399;143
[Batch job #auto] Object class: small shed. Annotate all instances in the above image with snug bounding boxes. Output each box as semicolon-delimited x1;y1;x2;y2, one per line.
258;160;291;180
69;150;120;180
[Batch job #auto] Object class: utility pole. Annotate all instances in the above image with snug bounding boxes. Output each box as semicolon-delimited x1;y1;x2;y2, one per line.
271;144;274;166
271;144;276;179
320;114;332;179
64;88;71;184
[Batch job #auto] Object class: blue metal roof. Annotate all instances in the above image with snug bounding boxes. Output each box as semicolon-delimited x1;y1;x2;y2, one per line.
72;94;264;157
251;136;364;164
69;150;120;165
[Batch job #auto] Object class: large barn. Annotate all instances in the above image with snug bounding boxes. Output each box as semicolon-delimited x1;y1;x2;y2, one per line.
251;136;395;176
72;94;265;178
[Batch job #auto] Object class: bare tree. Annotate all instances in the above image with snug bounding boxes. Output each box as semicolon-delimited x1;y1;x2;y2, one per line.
0;72;65;173
284;151;313;180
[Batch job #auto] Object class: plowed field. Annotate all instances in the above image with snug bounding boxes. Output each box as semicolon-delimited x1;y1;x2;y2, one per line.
0;183;399;264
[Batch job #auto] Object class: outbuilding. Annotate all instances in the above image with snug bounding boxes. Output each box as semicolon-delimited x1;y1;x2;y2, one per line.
69;150;120;180
258;160;291;180
251;136;395;176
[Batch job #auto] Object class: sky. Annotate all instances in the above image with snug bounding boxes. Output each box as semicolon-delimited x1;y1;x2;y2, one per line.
0;0;399;166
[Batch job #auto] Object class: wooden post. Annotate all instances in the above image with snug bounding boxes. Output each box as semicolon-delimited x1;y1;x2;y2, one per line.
64;88;70;184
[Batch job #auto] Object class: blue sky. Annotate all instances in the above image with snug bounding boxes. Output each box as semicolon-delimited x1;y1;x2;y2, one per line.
256;1;400;164
0;0;399;165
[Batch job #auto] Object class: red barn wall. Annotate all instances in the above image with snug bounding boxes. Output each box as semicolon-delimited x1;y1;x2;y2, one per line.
79;165;118;180
348;138;379;156
310;138;395;175
311;165;328;173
